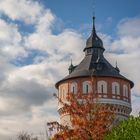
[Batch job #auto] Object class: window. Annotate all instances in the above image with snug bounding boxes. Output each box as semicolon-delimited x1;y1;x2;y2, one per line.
115;86;117;94
86;85;89;93
83;81;91;94
72;87;75;93
70;82;77;94
101;85;104;93
123;85;128;97
87;48;93;54
97;80;107;93
112;82;120;95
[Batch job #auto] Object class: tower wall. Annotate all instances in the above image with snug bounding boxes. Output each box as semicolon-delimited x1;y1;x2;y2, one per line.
56;16;133;128
57;76;132;126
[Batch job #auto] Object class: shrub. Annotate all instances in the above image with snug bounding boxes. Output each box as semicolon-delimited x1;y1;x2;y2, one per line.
104;115;140;140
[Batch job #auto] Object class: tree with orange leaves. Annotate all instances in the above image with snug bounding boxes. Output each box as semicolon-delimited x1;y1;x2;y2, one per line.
49;92;115;140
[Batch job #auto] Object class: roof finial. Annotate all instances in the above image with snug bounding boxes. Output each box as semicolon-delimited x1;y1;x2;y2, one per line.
68;58;74;74
92;16;96;35
71;59;73;65
92;0;97;38
116;61;118;67
115;61;120;72
92;0;96;17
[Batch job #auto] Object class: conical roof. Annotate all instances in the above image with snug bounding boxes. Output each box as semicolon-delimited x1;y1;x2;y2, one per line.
56;17;134;88
83;17;104;51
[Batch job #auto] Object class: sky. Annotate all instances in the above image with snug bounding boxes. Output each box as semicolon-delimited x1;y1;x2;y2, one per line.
0;0;140;139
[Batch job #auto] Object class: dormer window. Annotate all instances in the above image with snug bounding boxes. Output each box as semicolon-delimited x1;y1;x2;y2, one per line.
86;48;93;55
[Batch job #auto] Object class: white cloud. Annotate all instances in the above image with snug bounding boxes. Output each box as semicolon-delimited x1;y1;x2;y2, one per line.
25;30;84;65
0;0;140;139
0;63;58;115
0;19;21;44
0;100;59;140
0;19;26;59
0;1;61;139
36;10;55;33
117;17;140;37
0;0;42;24
0;1;83;140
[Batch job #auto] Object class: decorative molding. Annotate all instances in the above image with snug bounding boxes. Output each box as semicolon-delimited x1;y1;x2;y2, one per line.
95;98;131;108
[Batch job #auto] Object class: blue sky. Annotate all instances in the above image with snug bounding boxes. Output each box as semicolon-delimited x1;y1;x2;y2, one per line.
41;0;140;34
0;0;140;140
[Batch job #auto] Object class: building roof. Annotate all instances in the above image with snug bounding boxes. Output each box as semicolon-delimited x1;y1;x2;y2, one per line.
55;17;134;88
83;17;104;52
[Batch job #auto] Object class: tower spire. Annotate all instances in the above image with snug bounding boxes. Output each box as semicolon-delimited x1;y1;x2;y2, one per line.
92;16;96;35
91;16;98;41
92;0;96;17
71;59;73;65
83;16;104;52
116;61;118;67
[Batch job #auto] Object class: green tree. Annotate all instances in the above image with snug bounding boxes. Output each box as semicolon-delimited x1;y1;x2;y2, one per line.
104;115;140;140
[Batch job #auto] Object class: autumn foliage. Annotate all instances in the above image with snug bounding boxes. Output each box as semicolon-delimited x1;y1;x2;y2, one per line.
49;93;115;140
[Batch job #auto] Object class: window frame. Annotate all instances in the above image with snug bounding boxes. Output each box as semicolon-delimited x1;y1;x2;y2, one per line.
70;82;77;94
97;80;107;94
123;85;129;97
112;82;120;95
83;81;92;94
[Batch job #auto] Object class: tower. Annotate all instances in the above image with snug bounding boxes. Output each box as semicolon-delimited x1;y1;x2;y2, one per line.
55;17;134;127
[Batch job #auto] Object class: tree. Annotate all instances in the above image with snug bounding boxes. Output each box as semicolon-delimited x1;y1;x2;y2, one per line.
14;132;39;140
50;93;115;140
103;115;140;140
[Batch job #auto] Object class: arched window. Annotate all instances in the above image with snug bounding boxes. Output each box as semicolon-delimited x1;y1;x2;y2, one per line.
97;80;107;93
123;85;128;97
70;82;77;94
112;82;120;95
83;81;91;94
